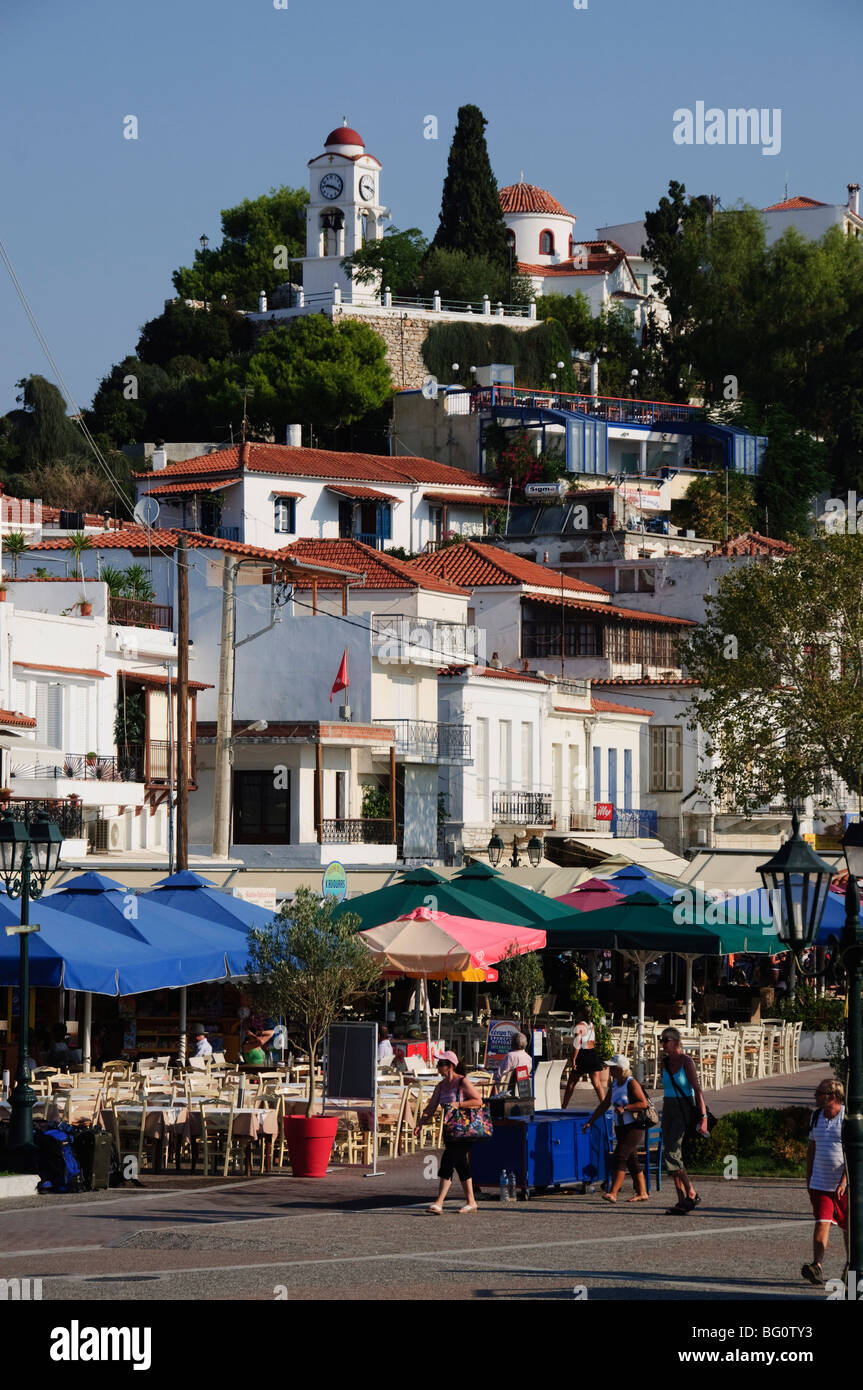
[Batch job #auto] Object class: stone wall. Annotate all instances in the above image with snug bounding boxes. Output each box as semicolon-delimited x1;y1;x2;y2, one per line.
337;310;430;390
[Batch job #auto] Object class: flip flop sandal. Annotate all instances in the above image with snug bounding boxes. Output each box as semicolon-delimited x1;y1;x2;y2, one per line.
427;1204;443;1215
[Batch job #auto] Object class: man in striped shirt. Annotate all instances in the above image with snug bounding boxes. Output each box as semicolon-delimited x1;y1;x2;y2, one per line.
801;1079;847;1286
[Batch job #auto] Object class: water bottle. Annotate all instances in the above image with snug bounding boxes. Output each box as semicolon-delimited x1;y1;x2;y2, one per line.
499;1169;510;1203
508;1170;517;1203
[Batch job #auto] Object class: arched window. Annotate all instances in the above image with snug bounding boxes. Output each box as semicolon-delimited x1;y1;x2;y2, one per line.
320;210;345;257
539;229;555;256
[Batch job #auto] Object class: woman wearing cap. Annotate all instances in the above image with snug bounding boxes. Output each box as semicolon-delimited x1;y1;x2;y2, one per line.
416;1052;483;1214
582;1054;649;1202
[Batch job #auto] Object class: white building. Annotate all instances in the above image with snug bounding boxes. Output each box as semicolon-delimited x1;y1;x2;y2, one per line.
761;186;862;246
132;442;501;554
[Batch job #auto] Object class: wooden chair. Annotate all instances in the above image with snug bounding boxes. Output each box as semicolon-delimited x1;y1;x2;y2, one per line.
789;1020;803;1073
376;1086;409;1159
694;1035;721;1090
717;1028;741;1087
737;1025;765;1079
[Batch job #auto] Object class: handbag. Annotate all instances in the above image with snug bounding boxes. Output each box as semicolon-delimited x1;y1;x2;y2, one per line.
664;1059;716;1136
630;1080;659;1128
442;1082;494;1143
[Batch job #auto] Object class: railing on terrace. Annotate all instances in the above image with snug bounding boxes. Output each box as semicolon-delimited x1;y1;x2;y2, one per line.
118;742;196;786
201;524;240;543
320;818;394;844
374;615;478;664
471;385;701;425
373;719;471;760
492;791;554;825
354;533;386;550
5;798;83;838
612;808;658;838
108;596;173;631
717;794;797;816
10;752;138;783
390;296;532;318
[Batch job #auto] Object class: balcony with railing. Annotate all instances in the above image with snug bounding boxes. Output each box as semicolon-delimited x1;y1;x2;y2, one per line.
320;818;394;844
7;742;195;795
373;615;479;667
200;523;240;542
373;719;471;763
492;791;554;826
108;596;173;631
471;385;701;426
353;532;387;550
3;798;83;838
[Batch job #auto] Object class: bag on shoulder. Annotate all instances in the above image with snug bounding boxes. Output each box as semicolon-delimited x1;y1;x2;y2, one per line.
442;1081;494;1143
630;1079;659;1128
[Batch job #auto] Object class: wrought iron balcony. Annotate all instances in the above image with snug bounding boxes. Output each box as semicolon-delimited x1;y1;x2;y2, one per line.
10;752;141;783
3;798;83;838
108;596;173;631
374;615;479;665
373;719;471;761
492;791;554;825
320;818;394;844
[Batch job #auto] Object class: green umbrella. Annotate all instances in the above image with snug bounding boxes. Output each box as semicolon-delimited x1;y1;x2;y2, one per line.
331;867;529;931
451;862;581;935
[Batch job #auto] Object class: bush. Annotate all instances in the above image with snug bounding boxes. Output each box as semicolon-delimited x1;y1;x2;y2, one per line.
778;984;846;1033
569;977;613;1060
683;1106;813;1175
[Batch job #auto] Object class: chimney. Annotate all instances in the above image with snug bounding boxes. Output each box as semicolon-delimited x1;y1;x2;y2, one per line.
258;290;268;313
240;441;251;468
848;183;860;216
152;440;167;472
285;424;302;447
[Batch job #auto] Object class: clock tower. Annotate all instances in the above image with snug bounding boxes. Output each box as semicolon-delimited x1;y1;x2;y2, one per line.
302;120;386;305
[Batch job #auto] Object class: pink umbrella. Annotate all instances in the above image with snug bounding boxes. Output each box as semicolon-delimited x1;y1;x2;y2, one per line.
360;906;546;977
555;877;626;912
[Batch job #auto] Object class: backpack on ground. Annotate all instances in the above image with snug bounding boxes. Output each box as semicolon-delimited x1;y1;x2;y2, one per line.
72;1127;113;1192
36;1125;85;1193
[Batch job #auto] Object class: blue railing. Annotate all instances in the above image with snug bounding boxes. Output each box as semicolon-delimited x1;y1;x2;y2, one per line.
612;809;658;838
209;526;240;542
474;386;700;425
354;533;386;549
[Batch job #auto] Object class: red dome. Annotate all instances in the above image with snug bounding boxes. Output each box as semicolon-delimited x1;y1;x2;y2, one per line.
324;125;364;149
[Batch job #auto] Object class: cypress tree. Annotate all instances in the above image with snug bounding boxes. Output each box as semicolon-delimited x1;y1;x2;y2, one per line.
431;105;510;269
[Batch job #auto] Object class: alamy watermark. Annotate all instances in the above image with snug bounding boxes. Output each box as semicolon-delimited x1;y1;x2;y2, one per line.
673;103;781;156
672;882;780;935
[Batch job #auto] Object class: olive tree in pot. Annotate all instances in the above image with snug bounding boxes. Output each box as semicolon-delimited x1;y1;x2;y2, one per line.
247;887;381;1176
497;947;545;1032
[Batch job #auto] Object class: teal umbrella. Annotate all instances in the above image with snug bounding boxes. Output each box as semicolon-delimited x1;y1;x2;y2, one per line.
451;862;581;935
331;867;529;931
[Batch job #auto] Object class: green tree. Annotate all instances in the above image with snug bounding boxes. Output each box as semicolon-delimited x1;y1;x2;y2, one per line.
88;357;173;445
2;531;27;577
172;186;309;309
569;978;613;1060
211;317;392;436
679;534;863;808
246;887;381;1114
430;105;510;269
417;247;531;307
671;469;757;541
642;181;710;396
136;300;254;370
748;404;830;539
342;226;428;299
534;292;594;352
497;948;545;1029
8;376;87;472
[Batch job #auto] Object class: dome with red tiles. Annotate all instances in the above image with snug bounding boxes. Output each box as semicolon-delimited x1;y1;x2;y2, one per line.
500;182;573;218
324;123;365;151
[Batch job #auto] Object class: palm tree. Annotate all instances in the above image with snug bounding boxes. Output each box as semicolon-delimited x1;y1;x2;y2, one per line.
3;530;28;578
68;531;92;581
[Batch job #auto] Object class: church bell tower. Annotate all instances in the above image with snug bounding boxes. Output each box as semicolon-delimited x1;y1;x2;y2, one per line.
302;120;386;305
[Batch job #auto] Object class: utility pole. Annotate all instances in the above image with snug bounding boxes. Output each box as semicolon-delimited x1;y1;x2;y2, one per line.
212;554;237;857
176;534;189;870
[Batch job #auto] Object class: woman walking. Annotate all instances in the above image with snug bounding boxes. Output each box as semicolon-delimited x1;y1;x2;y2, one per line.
562;1006;609;1107
417;1051;483;1215
801;1079;847;1285
582;1054;650;1201
660;1028;708;1214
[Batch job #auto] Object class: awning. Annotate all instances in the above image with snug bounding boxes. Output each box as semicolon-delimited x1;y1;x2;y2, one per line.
142;478;242;496
325;484;402;504
422;491;503;508
0;736;66;761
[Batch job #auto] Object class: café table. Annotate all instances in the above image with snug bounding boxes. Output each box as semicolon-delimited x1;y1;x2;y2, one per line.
183;1105;281;1175
103;1103;189;1173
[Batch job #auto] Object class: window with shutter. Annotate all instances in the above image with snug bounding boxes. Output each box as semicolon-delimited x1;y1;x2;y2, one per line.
649;726;666;792
665;726;683;790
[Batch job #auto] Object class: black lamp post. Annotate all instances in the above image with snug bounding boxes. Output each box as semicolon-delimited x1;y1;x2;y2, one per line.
505;230;516;307
199;233;209;307
0;812;63;1152
756;810;835;959
527;835;543;867
840;821;863;1282
487;833;504;867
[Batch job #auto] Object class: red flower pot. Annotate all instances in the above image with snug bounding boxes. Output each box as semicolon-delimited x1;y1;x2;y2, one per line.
284;1115;338;1177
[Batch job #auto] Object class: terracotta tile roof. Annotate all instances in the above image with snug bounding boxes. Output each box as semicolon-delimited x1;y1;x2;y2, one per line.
28;527;182;552
762;195;828;211
14;662;110;679
0;709;37;728
708;532;794;557
2;501;119;529
519;250;629;279
592;677;699;687
439;664;550;684
278;539;469;595
4;577;83;583
500;183;574;218
522;591;695;626
554;699;654;717
324;484;403;503
119;670;213;691
411;541;609;595
142;478;241;496
131;443;487;489
422;491;504;508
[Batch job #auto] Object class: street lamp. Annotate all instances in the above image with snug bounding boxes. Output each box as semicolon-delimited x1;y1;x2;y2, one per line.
199;233;210;307
487;833;504;867
527;835;543;866
505;229;516;306
0;811;63;1152
840;821;863;1284
756;810;835;957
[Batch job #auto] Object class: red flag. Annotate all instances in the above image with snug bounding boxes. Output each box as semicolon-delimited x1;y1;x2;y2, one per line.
330;649;349;702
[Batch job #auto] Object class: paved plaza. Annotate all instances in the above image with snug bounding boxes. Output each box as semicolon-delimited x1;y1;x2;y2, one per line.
0;1064;838;1302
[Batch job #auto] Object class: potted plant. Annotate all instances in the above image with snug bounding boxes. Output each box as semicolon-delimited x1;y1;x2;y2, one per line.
0;788;11;804
247;887;381;1177
79;598;93;617
0;583;6;603
85;752;97;767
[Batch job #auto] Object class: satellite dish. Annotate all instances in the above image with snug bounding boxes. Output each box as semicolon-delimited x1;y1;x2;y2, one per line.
133;496;161;528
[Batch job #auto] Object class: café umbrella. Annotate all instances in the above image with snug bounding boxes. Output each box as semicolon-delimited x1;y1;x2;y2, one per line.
450;861;580;932
360;907;547;1055
331;866;530;932
141;870;277;931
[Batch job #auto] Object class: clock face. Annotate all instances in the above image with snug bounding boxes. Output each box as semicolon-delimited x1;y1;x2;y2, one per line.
359;174;375;202
319;173;343;201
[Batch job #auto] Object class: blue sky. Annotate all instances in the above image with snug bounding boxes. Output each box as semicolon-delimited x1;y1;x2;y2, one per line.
0;0;859;415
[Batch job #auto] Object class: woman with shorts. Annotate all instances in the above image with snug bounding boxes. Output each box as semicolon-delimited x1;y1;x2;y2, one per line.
417;1051;483;1214
582;1054;649;1201
660;1027;708;1214
562;1006;608;1107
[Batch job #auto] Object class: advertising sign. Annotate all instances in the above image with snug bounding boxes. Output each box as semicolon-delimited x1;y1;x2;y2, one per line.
595;802;614;822
233;886;278;911
322;861;348;902
484;1017;520;1070
525;480;569;499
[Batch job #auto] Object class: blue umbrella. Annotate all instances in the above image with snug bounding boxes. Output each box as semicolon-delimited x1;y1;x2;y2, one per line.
722;885;860;946
45;872;249;987
606;865;679;901
142;870;277;932
0;893;161;995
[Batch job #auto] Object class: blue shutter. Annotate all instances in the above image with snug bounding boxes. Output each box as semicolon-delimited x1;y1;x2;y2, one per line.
378;503;391;540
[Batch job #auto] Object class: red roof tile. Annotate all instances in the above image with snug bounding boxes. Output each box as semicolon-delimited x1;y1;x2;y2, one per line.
439;664;549;684
411;541;609;595
422;491;504;508
0;709;37;729
522;591;694;626
278;539;469;595
500;183;574;218
592;697;655;717
132;443;488;489
119;670;213;691
592;678;699;687
708;532;794;557
324;484;403;503
143;478;241;496
762;196;828;211
15;662;110;679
